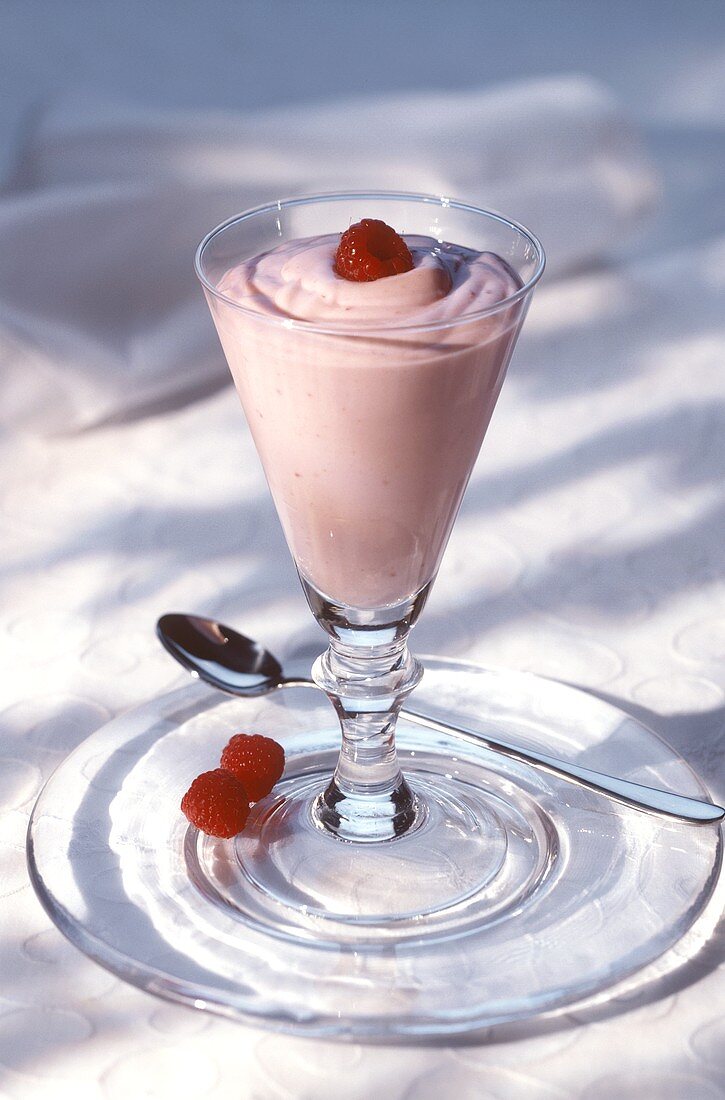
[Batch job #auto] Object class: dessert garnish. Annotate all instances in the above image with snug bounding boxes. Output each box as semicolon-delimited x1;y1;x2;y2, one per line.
334;218;414;282
181;733;286;838
180;768;251;838
220;733;286;802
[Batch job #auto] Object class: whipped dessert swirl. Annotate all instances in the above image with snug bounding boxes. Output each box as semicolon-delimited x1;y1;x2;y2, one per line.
207;224;525;608
218;234;520;327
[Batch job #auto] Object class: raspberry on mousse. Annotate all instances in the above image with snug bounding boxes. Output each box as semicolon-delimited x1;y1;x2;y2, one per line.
334;218;414;282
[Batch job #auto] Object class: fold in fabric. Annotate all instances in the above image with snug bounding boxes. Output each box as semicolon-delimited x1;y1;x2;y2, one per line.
0;76;658;435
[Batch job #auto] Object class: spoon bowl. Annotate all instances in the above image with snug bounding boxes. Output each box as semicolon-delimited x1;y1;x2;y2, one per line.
157;613;286;695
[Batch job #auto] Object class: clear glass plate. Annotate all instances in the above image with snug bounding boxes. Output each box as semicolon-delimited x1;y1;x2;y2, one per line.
27;659;723;1040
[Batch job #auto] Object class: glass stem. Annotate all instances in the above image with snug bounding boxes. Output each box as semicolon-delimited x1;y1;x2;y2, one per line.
311;638;423;842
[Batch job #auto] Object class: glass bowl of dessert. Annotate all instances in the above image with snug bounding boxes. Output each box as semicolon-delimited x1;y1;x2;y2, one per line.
194;192;543;917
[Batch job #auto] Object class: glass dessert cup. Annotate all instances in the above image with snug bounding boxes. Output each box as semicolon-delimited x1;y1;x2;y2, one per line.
195;192;545;936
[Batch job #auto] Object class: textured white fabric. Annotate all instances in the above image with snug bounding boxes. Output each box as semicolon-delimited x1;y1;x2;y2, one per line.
1;74;724;1100
0;76;655;435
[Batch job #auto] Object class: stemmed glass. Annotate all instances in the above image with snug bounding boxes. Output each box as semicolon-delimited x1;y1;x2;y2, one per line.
195;192;544;933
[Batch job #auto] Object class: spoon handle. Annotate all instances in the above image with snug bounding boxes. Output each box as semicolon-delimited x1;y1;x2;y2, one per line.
402;705;724;825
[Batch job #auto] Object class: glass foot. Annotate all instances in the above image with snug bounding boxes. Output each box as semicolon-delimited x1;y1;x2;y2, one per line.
187;764;554;944
312;772;420;843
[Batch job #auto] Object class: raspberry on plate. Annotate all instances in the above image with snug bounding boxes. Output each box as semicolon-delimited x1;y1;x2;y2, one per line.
334;218;414;282
181;768;250;838
220;733;285;802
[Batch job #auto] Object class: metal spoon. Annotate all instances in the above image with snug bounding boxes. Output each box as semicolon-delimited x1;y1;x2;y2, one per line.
156;613;724;825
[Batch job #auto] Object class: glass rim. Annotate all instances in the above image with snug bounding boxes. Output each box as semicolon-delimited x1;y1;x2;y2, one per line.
194;190;546;335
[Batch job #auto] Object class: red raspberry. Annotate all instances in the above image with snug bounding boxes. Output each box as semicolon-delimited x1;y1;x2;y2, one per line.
220;733;285;802
181;768;250;838
334;218;414;282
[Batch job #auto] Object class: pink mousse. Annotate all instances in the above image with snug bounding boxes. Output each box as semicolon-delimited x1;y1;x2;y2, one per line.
207;233;522;609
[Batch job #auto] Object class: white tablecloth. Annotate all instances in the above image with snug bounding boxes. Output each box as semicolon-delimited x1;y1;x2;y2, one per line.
2;37;725;1100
